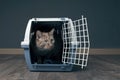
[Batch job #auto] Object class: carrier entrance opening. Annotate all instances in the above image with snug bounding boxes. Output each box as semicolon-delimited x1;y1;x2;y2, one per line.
30;21;64;64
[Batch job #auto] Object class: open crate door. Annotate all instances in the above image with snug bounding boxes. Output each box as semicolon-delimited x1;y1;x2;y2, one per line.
62;16;90;68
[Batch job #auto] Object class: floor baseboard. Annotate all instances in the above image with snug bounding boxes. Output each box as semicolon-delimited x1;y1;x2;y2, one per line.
0;48;120;55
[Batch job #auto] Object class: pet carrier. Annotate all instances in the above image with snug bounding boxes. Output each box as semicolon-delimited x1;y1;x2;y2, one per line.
21;15;90;71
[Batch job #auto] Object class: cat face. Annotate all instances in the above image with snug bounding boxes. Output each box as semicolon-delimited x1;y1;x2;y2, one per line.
36;29;55;50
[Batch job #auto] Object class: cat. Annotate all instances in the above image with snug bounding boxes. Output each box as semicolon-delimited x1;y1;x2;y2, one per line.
30;28;63;64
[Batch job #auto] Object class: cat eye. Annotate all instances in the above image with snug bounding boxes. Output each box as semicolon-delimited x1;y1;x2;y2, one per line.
51;39;54;43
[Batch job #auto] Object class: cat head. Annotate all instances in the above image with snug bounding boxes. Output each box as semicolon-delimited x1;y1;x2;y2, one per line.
36;28;55;50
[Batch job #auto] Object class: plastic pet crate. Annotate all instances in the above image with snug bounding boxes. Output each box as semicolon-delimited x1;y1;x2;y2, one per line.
21;15;90;71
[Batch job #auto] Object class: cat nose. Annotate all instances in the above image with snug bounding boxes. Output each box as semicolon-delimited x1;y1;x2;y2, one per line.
45;40;48;42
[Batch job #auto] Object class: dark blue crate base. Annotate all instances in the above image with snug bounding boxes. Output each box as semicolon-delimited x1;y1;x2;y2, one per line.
28;64;73;72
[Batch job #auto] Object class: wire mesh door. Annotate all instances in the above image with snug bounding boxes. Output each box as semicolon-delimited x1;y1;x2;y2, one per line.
62;16;90;68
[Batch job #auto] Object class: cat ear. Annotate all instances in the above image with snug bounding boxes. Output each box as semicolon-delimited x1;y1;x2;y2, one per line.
36;30;42;39
49;28;55;35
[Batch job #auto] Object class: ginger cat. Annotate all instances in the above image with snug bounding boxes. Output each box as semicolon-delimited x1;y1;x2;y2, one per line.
30;28;63;64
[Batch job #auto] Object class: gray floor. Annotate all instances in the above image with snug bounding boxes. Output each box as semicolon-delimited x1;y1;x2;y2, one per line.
0;54;120;80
